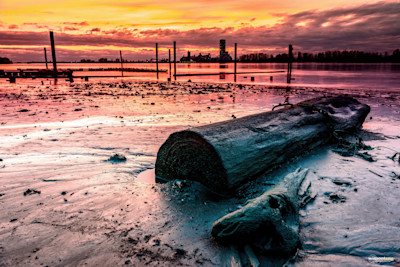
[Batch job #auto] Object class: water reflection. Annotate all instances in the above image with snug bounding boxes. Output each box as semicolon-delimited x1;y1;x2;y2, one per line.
1;62;399;90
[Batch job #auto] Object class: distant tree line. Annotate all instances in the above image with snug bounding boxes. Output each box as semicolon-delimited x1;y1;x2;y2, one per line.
81;58;127;63
80;58;143;63
239;49;400;63
0;57;13;64
81;57;179;63
5;49;400;64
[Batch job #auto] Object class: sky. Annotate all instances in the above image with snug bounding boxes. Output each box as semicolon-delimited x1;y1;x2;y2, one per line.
0;0;399;62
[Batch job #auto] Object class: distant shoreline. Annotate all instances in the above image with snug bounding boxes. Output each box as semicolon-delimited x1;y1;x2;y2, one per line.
5;61;400;64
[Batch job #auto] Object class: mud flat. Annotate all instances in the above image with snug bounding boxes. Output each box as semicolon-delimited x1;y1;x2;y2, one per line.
0;79;400;266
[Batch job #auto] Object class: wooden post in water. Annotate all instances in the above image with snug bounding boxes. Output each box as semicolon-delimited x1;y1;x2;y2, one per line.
287;44;293;83
168;49;172;80
44;48;48;69
173;41;176;80
49;31;57;79
234;43;237;82
156;43;159;79
120;50;124;77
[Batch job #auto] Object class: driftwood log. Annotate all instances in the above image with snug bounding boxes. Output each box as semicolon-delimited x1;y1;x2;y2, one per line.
155;96;370;193
211;168;309;256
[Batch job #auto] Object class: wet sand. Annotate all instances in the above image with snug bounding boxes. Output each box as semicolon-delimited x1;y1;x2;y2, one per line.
1;78;400;266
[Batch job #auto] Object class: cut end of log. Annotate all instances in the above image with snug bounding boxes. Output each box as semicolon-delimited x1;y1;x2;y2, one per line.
155;130;229;192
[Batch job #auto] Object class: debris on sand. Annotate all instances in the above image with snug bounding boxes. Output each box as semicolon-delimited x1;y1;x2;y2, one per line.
389;152;400;164
329;193;346;203
23;189;41;196
108;154;127;163
355;151;375;162
332;130;375;161
174;248;186;257
332;178;353;186
299;182;317;208
18;109;30;112
172;180;187;190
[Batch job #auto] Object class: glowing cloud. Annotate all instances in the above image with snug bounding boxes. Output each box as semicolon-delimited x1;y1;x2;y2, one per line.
0;1;399;61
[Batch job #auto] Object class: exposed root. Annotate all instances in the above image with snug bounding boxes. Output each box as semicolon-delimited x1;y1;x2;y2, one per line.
331;130;375;161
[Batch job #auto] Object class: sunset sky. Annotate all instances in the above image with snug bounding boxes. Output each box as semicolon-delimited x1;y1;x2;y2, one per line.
0;0;399;62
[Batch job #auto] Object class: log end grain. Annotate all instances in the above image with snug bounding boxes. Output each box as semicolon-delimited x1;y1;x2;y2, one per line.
155;130;229;193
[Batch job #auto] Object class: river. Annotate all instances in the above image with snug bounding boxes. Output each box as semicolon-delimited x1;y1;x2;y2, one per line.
1;62;400;90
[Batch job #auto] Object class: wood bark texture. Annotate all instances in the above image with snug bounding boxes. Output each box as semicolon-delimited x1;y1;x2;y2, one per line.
211;168;309;255
155;96;370;193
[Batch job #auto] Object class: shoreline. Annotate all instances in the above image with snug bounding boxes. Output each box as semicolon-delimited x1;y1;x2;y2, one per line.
1;79;400;266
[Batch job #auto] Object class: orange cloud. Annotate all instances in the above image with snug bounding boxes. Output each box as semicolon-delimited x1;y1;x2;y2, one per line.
0;1;399;62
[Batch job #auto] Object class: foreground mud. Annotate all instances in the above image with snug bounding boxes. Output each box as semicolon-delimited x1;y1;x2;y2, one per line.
0;78;400;266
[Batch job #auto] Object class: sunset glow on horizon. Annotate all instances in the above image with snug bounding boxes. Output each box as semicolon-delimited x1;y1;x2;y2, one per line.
1;0;399;62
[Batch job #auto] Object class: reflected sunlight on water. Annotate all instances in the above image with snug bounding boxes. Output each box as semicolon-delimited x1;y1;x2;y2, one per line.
2;62;399;90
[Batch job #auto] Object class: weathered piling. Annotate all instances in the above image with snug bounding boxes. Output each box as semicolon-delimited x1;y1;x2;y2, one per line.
44;48;48;69
156;43;159;79
155;96;370;194
287;44;293;83
49;31;57;79
168;49;172;79
119;50;124;77
234;43;237;82
173;41;176;80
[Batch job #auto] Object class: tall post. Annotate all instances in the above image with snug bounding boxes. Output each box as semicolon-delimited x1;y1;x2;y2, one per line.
49;31;57;79
287;44;293;83
120;50;124;77
44;48;48;69
234;43;237;82
168;49;171;79
173;41;176;80
156;43;159;79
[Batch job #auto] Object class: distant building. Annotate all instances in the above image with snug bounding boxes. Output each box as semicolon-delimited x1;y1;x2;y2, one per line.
180;51;193;62
179;40;232;62
180;51;214;62
218;39;232;62
220;40;226;57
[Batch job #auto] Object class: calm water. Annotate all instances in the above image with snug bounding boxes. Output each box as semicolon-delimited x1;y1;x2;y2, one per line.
1;62;399;90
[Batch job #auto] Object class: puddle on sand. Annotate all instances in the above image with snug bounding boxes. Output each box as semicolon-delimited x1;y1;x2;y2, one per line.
137;169;156;184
